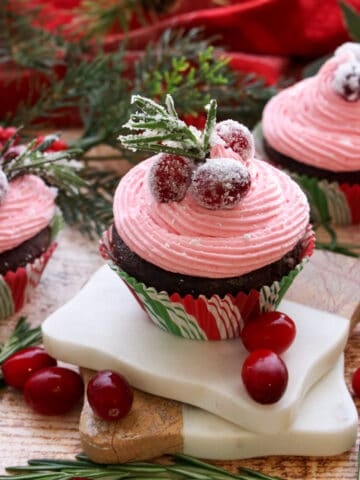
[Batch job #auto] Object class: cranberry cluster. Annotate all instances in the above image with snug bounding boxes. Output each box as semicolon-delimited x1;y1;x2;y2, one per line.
2;347;84;415
2;347;134;420
148;120;254;210
241;311;296;404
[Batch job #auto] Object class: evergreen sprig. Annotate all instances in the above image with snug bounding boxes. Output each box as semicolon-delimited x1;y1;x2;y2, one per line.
1;134;85;196
119;95;217;161
56;167;119;238
0;1;66;72
0;317;42;388
0;453;285;480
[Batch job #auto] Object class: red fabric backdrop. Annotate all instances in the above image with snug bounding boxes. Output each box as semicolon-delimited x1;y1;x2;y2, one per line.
2;0;360;123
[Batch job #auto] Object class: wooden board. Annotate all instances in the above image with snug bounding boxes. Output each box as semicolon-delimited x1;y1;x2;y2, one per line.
79;355;359;463
0;227;359;479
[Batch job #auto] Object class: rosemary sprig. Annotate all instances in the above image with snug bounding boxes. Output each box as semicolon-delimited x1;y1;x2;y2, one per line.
1;134;86;196
1;453;285;480
119;94;217;161
0;317;42;388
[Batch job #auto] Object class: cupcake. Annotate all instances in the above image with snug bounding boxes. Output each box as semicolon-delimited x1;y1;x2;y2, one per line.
261;42;360;225
100;95;314;341
0;130;81;319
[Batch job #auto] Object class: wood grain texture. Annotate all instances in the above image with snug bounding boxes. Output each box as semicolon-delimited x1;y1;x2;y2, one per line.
0;225;359;478
80;370;183;463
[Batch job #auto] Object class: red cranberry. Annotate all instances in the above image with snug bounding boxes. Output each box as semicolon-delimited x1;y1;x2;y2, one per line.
242;349;288;404
190;158;251;209
24;367;84;415
87;370;134;421
215;120;254;161
352;368;360;397
2;347;57;390
241;312;296;354
149;153;193;203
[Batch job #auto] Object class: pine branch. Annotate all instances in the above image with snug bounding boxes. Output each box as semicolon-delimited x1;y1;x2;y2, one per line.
0;454;286;480
1;134;86;196
0;1;66;72
56;167;119;238
0;318;42;388
119;94;217;161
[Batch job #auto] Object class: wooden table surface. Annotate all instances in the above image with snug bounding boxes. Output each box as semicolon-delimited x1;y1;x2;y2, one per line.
0;222;359;478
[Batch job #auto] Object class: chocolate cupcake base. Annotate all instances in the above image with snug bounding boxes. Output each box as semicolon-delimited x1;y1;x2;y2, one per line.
111;226;304;297
100;225;315;340
0;214;63;320
263;138;360;185
0;227;52;275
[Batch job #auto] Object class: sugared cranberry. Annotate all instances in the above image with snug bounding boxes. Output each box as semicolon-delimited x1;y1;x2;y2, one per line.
242;349;288;404
190;158;251;209
2;347;57;390
149;153;193;203
87;370;134;421
333;61;360;102
24;367;84;415
241;312;296;354
352;368;360;397
215;120;254;162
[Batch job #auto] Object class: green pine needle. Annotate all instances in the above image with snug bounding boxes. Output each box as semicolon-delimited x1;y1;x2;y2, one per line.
1;133;86;196
339;1;360;42
119;94;217;161
1;454;286;480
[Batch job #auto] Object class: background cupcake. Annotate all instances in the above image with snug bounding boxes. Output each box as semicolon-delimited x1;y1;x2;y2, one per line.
100;95;314;341
0;130;83;320
261;43;360;226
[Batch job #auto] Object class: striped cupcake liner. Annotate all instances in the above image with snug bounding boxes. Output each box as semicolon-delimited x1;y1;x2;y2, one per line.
100;226;314;341
253;123;360;225
0;213;63;321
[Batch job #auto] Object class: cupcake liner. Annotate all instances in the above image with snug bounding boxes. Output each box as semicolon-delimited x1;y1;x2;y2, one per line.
0;212;63;320
253;123;360;225
100;226;314;341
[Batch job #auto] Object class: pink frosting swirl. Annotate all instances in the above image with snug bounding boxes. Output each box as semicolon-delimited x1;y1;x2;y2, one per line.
0;175;57;254
113;153;309;279
262;52;360;172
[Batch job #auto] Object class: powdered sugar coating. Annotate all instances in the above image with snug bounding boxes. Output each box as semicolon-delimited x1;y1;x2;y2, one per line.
263;50;360;172
335;42;360;62
148;154;194;203
332;60;360;101
0;169;8;205
113;152;309;278
214;120;255;163
190;158;251;209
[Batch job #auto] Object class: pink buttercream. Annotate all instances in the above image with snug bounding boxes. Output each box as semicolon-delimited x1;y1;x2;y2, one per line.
0;175;57;254
113;153;309;278
262;52;360;172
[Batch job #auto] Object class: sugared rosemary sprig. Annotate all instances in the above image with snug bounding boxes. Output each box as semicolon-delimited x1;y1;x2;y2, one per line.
0;317;42;388
0;453;285;480
1;133;85;195
118;94;217;161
